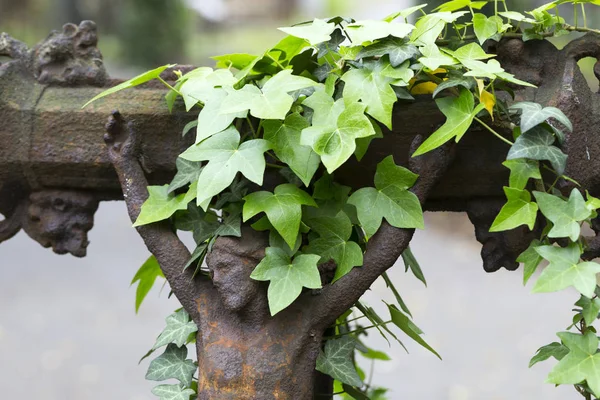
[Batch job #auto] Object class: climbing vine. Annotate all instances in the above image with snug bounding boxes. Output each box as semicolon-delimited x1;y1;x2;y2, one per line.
86;1;600;398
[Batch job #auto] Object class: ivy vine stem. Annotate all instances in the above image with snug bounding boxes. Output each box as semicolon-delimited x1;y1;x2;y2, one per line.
474;117;513;146
157;76;183;97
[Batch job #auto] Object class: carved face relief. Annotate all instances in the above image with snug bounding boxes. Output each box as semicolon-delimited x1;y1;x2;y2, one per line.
206;227;268;312
209;257;261;312
22;190;99;257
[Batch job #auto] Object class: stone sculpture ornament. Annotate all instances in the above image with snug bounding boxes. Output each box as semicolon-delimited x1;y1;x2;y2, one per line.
103;110;455;399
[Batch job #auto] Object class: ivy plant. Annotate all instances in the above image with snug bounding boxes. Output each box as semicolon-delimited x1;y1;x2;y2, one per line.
86;0;600;397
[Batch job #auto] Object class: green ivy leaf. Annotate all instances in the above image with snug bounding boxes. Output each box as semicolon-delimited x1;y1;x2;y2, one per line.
418;44;458;71
82;64;175;107
179;68;237;111
547;331;600;397
302;91;375;173
498;11;538;23
348;156;423;237
507;127;567;175
243;184;317;248
214;205;242;238
413;88;484;156
133;184;197;227
490;187;538;232
402;246;426;286
250;247;321;315
278;19;337;45
451;42;496;63
411;12;467;45
345;20;414;45
221;70;319;120
146;344;197;388
472;14;501;44
304;208;363;282
575;295;600;326
533;244;600;298
517;239;543;285
510;102;573;134
533;190;591;241
168;158;203;194
358;37;419;67
195;89;247;144
153;310;198;350
503;159;541;190
175;204;218;244
263;113;320;186
316;337;363;387
388;304;441;359
342;59;412;129
432;74;474;98
529;342;569;368
180;126;271;208
212;53;258;70
151;384;196;400
131;255;164;313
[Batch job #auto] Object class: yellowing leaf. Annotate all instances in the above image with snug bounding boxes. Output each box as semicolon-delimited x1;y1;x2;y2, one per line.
410;81;438;94
480;89;496;119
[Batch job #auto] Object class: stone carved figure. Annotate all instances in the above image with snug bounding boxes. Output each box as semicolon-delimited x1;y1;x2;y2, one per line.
104;110;455;399
0;189;98;257
0;20;107;86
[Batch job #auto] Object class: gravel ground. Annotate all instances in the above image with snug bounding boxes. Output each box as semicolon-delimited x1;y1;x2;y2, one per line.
0;202;579;399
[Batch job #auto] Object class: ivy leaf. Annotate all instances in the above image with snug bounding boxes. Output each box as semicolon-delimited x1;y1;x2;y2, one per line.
304;208;364;282
432;74;474;98
533;190;591;241
499;11;538;23
388;304;441;359
82;64;175;107
490;187;538;232
358;37;419;67
506;127;567;175
316;337;363;387
411;12;467;45
213;53;258;70
151;384;196;400
472;13;500;44
503;159;541;190
168;158;203;194
279;19;336;45
575;295;600;326
510;102;573;134
220;69;319;120
341;59;411;129
180;126;271;208
133;184;197;227
529;342;569;368
348;156;423;237
451;42;496;63
533;244;600;298
250;247;321;315
153;310;198;350
301;92;375;173
179;68;237;110
214;205;242;238
402;246;426;286
131;255;164;313
195;89;247;144
175;204;218;244
263;113;320;186
243;184;317;248
345;20;414;45
413;88;484;156
418;44;458;71
517;239;543;285
547;331;600;397
355;118;383;161
146;344;197;388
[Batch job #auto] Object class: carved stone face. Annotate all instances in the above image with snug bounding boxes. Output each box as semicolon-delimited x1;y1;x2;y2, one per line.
22;190;99;257
207;227;268;312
